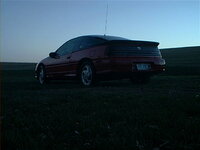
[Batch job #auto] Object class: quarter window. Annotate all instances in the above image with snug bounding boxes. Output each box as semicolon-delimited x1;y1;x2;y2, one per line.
79;37;106;49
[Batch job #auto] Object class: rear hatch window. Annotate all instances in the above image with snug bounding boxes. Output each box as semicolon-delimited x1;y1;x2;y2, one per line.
108;40;161;57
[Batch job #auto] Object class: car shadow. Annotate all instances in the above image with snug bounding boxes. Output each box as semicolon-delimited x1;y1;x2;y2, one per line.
39;79;146;89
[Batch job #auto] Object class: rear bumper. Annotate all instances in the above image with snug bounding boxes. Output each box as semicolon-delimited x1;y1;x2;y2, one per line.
95;57;165;80
96;66;165;80
109;63;165;73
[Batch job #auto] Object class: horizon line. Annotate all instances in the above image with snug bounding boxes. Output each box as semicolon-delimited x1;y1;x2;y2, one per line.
0;45;199;64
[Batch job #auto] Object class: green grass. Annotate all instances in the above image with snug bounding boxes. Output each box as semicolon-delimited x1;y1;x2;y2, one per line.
2;46;200;150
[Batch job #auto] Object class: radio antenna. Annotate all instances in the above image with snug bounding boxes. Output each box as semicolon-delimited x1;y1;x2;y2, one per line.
104;2;108;36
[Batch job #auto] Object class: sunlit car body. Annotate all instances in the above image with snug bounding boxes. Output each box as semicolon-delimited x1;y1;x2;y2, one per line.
35;35;165;86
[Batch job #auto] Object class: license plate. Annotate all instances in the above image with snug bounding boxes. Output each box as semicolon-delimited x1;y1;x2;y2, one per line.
136;64;151;70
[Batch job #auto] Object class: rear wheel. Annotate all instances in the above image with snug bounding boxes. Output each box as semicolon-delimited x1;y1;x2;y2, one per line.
38;65;48;84
80;62;95;86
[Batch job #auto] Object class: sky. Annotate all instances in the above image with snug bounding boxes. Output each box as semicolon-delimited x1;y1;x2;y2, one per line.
0;0;199;62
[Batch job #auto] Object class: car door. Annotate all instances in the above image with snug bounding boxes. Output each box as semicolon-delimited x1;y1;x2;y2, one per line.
64;37;82;76
65;37;94;76
46;39;75;78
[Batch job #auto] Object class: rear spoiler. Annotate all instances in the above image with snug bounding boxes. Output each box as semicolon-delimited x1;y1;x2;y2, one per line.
106;40;159;47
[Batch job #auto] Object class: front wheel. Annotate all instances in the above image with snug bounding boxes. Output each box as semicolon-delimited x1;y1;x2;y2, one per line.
38;65;48;84
80;62;95;86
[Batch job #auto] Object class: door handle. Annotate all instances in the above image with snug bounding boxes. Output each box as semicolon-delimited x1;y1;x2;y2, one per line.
67;56;71;59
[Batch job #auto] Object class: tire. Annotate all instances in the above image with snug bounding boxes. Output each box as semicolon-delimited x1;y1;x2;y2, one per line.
130;75;150;84
79;61;95;86
38;65;48;84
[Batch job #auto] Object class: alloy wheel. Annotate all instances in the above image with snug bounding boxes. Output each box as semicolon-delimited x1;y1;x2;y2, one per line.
38;66;45;84
81;64;93;86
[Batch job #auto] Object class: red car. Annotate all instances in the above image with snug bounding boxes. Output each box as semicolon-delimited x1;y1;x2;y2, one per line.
35;35;165;86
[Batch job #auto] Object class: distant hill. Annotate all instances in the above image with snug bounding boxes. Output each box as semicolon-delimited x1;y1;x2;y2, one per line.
161;46;200;66
161;46;200;75
1;62;36;70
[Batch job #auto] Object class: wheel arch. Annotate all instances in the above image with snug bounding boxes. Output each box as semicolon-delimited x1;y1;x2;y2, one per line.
77;58;96;76
36;63;45;79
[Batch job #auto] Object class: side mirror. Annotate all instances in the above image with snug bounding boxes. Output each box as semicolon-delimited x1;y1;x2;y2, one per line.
49;52;59;59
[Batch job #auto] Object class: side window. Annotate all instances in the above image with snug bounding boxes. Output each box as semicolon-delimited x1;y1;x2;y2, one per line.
56;40;74;56
71;38;81;52
79;37;105;50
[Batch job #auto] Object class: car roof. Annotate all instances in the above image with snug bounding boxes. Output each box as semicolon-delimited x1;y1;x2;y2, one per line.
80;35;130;41
76;35;159;45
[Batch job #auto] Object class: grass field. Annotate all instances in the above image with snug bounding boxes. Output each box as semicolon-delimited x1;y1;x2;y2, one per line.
1;46;200;150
